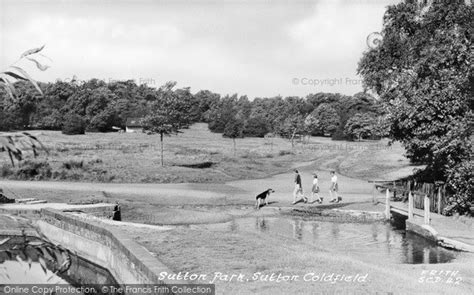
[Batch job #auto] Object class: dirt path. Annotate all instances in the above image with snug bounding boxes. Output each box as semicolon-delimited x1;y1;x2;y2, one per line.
0;166;374;205
0;167;378;226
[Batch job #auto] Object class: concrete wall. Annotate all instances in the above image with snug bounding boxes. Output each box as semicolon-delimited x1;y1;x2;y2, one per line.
405;220;438;241
0;203;120;220
405;219;474;252
37;209;176;285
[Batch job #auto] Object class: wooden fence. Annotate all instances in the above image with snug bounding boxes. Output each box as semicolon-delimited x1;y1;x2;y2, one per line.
369;180;449;215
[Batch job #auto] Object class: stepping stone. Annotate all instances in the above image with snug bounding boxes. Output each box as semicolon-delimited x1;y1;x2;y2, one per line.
16;198;37;203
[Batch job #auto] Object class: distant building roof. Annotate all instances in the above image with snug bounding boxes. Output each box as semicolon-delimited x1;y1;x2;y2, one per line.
126;118;144;127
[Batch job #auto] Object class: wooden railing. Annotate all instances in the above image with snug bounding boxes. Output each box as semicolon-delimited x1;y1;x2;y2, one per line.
382;187;432;224
369;180;450;224
369;180;448;214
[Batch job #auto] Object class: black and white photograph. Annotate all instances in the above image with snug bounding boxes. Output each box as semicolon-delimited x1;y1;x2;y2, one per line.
0;0;473;294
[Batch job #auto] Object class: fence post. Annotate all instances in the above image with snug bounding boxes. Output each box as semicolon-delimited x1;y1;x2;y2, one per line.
424;195;430;225
408;191;414;220
372;183;376;204
437;186;442;214
385;188;391;220
393;181;396;200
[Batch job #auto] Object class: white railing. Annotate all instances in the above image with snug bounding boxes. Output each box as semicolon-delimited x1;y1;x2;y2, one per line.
382;188;431;225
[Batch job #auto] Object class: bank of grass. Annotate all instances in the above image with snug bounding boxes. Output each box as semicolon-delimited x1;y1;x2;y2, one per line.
123;219;474;295
0;123;414;183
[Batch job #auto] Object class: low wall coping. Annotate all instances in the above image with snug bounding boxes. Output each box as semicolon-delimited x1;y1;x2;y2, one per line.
39;208;180;285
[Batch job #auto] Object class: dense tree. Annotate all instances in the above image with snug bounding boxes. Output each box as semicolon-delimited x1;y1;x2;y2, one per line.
308;103;340;136
32;81;74;129
358;0;473;214
344;112;377;140
175;87;201;124
207;94;238;133
62;113;86;135
2;77;385;142
243;114;269;137
194;90;221;122
86;87;119;131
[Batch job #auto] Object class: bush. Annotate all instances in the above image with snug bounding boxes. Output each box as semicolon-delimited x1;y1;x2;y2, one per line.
445;160;474;216
88;157;103;164
62;159;84;170
16;160;52;180
278;150;293;156
62;114;86;135
0;164;14;178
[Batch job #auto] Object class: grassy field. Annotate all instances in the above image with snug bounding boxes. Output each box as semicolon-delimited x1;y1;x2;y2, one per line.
1;123;416;183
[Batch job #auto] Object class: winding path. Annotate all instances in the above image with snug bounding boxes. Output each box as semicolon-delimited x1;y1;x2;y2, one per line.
0;167;374;206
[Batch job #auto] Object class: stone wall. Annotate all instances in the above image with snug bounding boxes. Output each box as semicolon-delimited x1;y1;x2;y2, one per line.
37;209;176;285
0;203;120;220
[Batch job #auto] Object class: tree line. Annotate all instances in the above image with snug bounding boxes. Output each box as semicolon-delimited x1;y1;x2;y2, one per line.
0;79;386;141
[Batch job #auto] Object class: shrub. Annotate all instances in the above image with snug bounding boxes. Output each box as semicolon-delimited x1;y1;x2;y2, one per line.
0;164;14;178
62;159;84;170
278;150;293;156
178;162;214;169
15;160;52;180
52;170;68;180
88;157;103;164
62;114;86;135
445;160;474;216
56;146;70;152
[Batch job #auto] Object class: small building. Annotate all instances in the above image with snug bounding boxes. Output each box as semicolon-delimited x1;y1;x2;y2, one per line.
125;118;144;133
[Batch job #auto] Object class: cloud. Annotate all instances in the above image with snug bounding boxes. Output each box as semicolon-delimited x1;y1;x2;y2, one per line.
0;0;398;98
286;0;388;61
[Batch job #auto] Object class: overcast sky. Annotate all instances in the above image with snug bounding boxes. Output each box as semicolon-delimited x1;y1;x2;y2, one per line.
0;0;399;98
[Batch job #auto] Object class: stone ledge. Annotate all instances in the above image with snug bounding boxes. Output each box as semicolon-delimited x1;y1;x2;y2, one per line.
38;208;182;286
437;236;474;252
406;219;474;253
0;202;119;220
0;228;38;237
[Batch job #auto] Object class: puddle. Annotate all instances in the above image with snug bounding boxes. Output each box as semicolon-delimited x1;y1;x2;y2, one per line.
190;217;457;264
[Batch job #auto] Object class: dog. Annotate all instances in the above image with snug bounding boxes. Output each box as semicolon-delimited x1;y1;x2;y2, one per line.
255;189;275;209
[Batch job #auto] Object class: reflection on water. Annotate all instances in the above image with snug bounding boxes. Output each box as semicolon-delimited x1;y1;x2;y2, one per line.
199;217;458;264
0;235;118;287
255;218;267;232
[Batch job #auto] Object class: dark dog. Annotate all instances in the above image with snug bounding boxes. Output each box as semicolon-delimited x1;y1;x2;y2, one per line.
255;189;275;209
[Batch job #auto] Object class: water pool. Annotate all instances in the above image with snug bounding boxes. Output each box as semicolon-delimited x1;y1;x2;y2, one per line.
0;235;118;287
189;216;458;264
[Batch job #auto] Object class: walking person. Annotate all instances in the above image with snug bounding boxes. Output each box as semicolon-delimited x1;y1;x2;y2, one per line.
329;171;341;203
292;169;307;204
311;173;323;203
